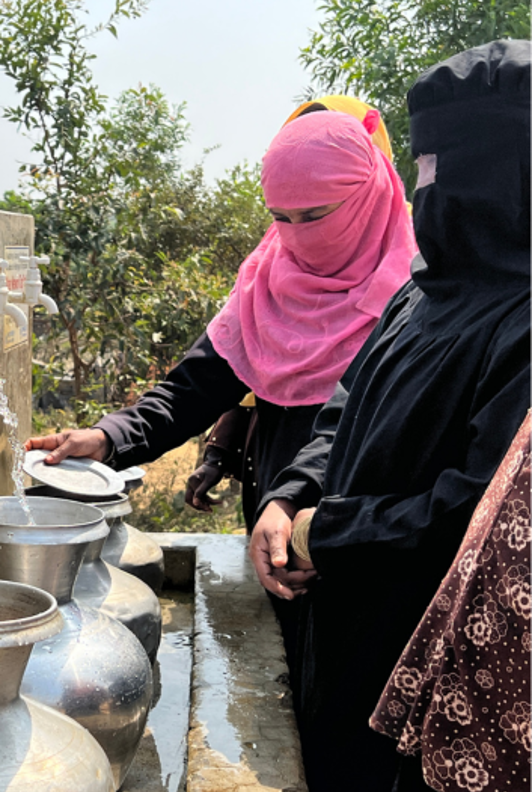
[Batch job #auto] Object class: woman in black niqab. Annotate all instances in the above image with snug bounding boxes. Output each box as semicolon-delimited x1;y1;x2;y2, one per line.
411;38;530;303
251;39;531;792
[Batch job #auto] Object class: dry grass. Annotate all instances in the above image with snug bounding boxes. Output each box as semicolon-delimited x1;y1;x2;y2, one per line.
131;440;199;507
128;438;244;534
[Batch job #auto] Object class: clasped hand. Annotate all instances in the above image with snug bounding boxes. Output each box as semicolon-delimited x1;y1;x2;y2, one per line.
249;499;317;600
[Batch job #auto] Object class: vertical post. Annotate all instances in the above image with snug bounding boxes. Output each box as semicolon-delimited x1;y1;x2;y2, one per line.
0;210;34;495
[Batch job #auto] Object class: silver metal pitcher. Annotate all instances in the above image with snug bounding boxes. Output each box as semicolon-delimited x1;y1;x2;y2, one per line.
26;483;165;594
25;486;163;662
99;492;165;594
0;496;153;790
0;578;115;792
73;497;162;664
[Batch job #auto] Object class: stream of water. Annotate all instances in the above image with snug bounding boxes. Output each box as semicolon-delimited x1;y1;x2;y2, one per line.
0;378;35;524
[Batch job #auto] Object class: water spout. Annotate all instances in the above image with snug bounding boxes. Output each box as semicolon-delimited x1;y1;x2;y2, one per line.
0;266;28;333
10;255;58;315
37;292;59;315
3;302;27;329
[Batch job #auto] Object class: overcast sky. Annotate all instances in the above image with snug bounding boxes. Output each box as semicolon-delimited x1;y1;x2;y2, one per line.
0;0;324;194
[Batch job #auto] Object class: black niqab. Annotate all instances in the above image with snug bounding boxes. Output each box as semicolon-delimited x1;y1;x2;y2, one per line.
410;39;530;303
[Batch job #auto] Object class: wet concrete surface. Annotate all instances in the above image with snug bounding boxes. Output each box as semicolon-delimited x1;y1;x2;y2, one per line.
154;533;308;792
123;591;194;792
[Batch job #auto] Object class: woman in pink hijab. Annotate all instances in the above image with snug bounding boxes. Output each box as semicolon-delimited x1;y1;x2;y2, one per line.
26;109;416;567
187;108;417;530
208;110;414;406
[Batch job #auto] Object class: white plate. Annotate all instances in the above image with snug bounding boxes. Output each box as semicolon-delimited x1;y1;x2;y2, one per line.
118;466;146;482
23;450;125;497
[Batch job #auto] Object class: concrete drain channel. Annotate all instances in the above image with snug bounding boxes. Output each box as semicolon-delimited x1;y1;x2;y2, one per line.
124;590;194;792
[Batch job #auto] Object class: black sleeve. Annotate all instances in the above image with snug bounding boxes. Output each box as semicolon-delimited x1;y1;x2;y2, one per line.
204;404;254;480
310;304;530;579
94;333;249;470
256;282;418;514
255;379;349;512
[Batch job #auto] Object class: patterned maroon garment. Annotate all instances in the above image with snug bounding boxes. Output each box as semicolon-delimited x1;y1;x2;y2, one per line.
371;413;531;792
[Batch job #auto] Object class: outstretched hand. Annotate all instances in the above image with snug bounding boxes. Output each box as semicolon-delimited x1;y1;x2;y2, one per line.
24;428;110;465
249;499;317;600
185;463;224;512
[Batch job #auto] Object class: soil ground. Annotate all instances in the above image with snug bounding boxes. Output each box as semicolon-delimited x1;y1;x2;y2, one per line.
128;439;244;534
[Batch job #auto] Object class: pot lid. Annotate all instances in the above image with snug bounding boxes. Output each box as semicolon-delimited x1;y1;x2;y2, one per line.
24;449;125;497
118;465;146;483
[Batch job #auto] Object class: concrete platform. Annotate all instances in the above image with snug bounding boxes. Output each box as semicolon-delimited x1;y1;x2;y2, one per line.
148;533;307;792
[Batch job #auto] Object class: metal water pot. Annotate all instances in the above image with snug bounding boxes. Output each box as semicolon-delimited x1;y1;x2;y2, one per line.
0;496;153;790
26;477;165;594
0;579;115;792
26;486;163;662
74;495;162;664
99;492;165;594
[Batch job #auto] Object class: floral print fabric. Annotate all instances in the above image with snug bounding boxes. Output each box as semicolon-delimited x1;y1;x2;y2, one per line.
370;412;531;791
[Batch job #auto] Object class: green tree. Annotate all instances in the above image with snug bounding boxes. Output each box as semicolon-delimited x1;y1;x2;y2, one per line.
87;159;270;402
301;0;530;191
0;0;149;398
0;0;271;413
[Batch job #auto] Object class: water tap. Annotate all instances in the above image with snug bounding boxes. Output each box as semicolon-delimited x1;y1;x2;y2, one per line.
0;266;26;329
13;255;58;315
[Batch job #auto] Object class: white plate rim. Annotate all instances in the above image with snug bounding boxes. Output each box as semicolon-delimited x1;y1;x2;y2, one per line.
118;465;146;482
23;449;125;497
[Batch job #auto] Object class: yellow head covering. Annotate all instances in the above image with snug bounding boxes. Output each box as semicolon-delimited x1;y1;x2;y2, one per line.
284;95;393;162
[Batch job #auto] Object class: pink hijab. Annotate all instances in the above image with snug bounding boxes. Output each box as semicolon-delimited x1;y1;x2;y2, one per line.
207;112;417;406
